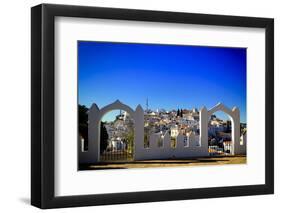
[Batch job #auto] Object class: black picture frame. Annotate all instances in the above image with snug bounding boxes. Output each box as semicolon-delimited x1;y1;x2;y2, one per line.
31;3;274;209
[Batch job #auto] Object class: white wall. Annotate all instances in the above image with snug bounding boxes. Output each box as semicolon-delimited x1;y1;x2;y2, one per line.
0;0;280;212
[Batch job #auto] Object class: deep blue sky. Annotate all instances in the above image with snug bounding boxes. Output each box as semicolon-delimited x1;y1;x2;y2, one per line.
78;41;246;123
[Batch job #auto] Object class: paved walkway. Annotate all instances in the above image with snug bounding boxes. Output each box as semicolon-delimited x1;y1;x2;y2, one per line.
79;155;246;170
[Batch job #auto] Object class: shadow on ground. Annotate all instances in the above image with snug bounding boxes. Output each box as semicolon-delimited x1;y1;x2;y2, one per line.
19;197;30;205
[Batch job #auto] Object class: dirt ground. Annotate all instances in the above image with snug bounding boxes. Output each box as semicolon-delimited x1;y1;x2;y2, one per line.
79;155;246;170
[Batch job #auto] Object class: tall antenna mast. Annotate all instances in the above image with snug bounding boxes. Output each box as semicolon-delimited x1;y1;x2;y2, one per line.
146;98;149;112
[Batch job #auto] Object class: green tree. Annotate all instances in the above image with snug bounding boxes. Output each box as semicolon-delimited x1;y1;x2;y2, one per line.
79;105;88;150
100;121;108;154
124;130;134;154
226;120;231;133
144;126;151;148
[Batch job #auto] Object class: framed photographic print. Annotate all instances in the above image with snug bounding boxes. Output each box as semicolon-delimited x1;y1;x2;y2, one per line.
31;3;274;209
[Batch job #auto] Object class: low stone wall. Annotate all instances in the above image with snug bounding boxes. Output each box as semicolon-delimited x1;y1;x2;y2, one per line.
134;132;208;160
80;101;247;164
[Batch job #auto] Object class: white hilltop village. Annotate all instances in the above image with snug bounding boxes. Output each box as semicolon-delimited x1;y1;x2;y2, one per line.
79;100;247;164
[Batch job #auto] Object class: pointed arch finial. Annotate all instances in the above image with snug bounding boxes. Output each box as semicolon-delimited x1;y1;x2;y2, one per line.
136;104;143;111
90;103;99;111
115;99;122;104
200;106;207;112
